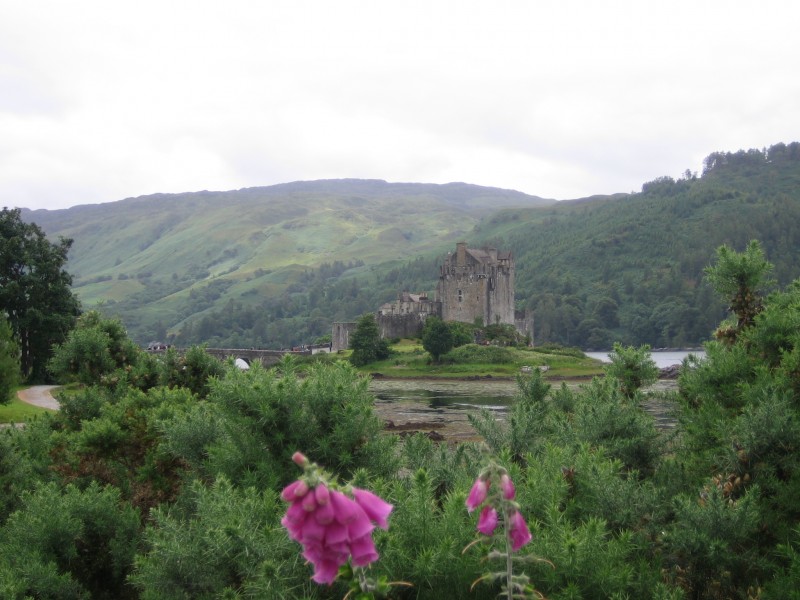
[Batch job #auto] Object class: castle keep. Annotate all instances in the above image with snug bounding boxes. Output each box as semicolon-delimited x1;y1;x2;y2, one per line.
437;242;514;326
332;242;529;351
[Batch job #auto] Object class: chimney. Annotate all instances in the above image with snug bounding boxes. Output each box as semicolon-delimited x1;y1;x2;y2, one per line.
456;242;466;266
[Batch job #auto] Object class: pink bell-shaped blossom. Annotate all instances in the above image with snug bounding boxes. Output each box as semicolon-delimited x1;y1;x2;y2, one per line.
500;473;516;500
281;479;309;502
329;489;362;524
310;558;340;585
313;500;335;525
281;464;394;586
352;488;394;529
314;483;331;506
508;510;532;551
466;477;488;512
477;505;499;536
350;534;380;566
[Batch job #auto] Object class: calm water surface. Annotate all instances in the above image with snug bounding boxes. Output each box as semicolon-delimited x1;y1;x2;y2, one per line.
368;378;520;442
585;349;706;368
368;349;693;439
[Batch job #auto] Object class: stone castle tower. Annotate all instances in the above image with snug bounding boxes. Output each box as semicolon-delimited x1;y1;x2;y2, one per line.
331;241;528;351
436;242;515;327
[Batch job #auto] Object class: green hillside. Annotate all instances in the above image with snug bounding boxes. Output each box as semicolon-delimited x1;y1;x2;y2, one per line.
468;142;800;348
21;143;800;349
23;180;552;345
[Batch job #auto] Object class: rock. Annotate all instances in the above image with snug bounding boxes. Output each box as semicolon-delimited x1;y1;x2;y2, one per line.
659;364;682;379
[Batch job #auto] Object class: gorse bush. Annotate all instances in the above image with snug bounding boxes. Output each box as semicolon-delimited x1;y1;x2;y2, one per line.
131;477;310;599
160;357;397;490
6;239;800;598
604;342;659;399
0;481;140;600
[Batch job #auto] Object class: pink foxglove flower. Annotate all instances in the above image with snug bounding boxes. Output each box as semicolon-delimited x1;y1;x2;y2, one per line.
508;510;532;551
477;505;499;536
280;458;394;585
352;488;393;530
466;477;488;512
500;473;515;500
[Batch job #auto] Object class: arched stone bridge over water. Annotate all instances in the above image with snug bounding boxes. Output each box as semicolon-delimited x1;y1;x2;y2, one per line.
148;344;333;366
202;347;310;367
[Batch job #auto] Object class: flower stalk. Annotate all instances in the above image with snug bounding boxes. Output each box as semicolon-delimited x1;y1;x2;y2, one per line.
465;460;543;599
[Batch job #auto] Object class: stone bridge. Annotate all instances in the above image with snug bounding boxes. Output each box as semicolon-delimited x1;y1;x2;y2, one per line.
202;347;309;367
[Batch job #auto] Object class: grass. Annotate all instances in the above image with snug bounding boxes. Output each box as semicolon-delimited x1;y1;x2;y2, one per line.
355;341;605;379
0;391;55;424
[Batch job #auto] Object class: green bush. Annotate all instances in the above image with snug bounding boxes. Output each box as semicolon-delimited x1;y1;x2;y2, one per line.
446;344;516;364
662;486;762;598
131;477;313;599
0;315;20;405
0;481;140;599
378;469;484;599
531;343;586;359
604;342;659;399
167;359;397;488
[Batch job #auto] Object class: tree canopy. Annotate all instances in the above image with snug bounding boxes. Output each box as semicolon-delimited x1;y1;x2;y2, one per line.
348;313;391;367
704;239;775;342
422;316;454;362
0;208;80;381
0;314;20;404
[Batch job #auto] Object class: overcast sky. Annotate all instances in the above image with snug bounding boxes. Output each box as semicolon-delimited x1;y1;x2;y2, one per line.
2;1;799;211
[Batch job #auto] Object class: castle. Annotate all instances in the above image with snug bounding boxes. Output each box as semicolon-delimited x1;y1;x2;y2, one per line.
332;242;531;351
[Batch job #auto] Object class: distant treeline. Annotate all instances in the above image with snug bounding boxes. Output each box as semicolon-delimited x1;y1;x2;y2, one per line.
170;143;800;350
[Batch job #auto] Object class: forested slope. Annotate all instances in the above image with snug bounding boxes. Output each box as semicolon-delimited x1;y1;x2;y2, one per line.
466;142;800;348
20;143;800;349
22;180;550;346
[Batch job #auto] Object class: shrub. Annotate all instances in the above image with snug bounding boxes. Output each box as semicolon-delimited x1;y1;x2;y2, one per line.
662;485;762;598
0;481;140;599
605;342;659;399
131;477;311;599
169;359;398;488
446;344;517;364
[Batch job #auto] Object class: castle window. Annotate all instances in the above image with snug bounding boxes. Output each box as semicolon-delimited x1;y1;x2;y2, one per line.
458;289;463;302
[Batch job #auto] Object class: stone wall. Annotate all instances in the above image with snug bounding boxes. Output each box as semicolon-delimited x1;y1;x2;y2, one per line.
377;312;428;340
331;322;356;352
515;309;534;344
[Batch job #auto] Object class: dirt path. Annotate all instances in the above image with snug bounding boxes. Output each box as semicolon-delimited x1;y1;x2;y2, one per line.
16;385;60;410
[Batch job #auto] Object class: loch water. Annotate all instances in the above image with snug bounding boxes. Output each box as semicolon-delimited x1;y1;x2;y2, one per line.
368;350;696;440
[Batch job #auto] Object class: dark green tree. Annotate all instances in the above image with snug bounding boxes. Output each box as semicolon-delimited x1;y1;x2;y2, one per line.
158;345;225;398
0;314;20;404
447;320;475;348
605;342;659;399
422;316;454;363
48;311;140;386
704;239;775;344
0;208;80;381
349;313;390;367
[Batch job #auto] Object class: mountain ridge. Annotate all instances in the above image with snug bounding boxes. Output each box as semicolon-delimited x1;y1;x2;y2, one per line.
20;179;553;344
17;142;800;349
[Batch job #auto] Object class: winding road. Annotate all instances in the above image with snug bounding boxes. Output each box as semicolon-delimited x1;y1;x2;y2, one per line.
16;385;60;410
